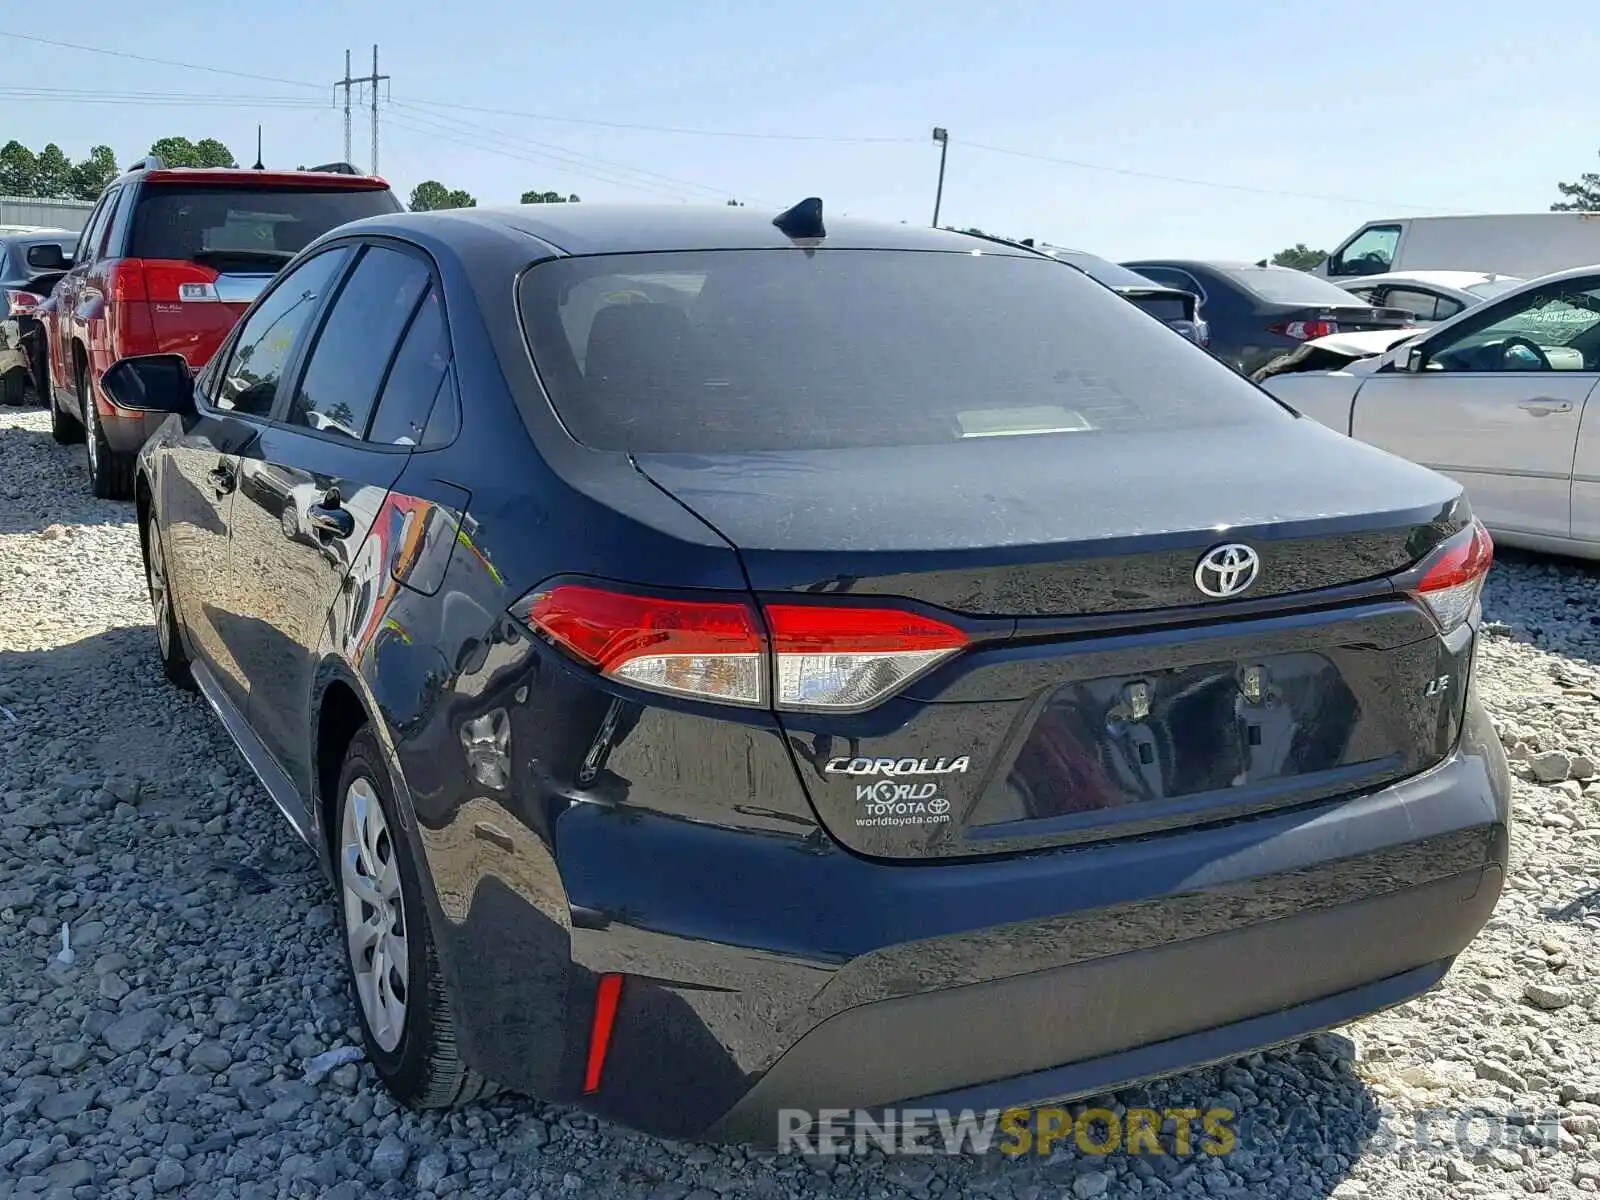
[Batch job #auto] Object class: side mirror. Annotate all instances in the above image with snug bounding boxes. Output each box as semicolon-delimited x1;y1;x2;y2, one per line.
25;244;69;271
100;354;196;415
1400;345;1427;373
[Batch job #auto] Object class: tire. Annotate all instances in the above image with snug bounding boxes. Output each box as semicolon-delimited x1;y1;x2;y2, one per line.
143;511;194;690
0;369;25;407
82;371;134;499
334;728;498;1109
49;376;84;444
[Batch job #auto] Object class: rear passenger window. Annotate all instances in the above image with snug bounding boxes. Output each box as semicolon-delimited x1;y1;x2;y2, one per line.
367;288;453;446
286;245;431;440
214;248;349;417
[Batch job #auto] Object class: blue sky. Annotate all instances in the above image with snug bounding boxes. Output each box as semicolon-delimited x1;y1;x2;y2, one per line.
5;1;1597;260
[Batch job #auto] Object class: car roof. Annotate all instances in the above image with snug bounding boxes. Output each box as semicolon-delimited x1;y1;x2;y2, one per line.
1123;259;1283;272
331;203;1042;258
0;228;75;244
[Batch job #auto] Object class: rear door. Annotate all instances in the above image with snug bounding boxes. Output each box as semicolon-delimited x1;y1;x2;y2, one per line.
51;188;115;409
228;240;441;796
1350;276;1600;538
163;245;353;712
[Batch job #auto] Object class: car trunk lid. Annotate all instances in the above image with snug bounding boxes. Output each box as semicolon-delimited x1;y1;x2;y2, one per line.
633;423;1477;860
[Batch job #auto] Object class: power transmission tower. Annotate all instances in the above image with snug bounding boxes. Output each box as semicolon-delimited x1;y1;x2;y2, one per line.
332;47;389;174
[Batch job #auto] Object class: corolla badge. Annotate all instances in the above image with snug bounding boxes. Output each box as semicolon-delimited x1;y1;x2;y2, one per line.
1194;543;1260;599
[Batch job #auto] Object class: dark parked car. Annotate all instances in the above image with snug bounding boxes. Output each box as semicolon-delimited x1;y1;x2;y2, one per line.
0;227;76;405
1038;246;1209;347
1121;259;1416;376
116;201;1508;1144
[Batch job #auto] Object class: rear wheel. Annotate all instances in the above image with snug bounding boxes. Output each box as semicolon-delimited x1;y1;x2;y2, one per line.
82;371;134;499
0;369;25;407
144;511;194;690
334;728;497;1109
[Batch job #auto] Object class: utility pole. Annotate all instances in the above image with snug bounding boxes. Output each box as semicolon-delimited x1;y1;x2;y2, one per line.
931;127;949;228
340;50;352;165
333;47;388;173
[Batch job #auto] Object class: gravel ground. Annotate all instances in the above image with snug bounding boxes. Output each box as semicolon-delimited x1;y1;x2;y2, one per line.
1;402;1598;1200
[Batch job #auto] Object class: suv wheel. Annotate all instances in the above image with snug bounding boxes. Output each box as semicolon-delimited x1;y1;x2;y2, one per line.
49;377;84;444
143;511;193;690
334;728;498;1109
82;372;134;499
0;369;25;407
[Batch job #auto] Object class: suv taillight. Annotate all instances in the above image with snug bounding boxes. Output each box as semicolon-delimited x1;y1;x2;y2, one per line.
4;289;43;315
108;259;222;304
1410;519;1494;632
513;583;968;711
1270;319;1338;341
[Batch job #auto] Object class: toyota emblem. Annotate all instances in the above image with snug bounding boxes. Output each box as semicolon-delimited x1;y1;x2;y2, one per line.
1195;543;1260;598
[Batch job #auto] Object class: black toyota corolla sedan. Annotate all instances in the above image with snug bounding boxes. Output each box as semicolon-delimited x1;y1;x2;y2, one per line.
110;200;1510;1144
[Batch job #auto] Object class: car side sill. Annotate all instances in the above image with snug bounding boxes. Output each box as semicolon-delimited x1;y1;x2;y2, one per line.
190;659;316;846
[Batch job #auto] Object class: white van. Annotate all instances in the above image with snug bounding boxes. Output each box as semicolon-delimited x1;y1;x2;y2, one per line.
1313;213;1600;281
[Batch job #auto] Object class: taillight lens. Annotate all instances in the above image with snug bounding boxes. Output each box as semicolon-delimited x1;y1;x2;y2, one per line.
514;584;968;710
766;603;967;710
1271;320;1338;341
1411;519;1494;632
4;289;43;315
108;259;222;304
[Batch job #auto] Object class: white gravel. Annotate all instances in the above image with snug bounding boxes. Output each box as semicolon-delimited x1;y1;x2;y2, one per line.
1;402;1597;1200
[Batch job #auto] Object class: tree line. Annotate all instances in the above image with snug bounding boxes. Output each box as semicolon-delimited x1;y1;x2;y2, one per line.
0;136;239;200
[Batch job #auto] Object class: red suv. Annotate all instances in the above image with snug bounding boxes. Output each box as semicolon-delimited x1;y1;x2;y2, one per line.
45;157;402;497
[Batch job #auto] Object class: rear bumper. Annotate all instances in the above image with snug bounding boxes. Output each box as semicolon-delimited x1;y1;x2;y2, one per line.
97;405;166;455
436;696;1509;1144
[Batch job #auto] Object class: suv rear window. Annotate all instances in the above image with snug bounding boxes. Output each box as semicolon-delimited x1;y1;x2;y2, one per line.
518;249;1287;454
129;185;400;262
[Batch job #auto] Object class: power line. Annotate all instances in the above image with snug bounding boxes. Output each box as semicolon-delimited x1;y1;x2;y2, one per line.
0;31;323;90
0;87;328;108
383;111;721;202
388;102;748;202
961;140;1456;212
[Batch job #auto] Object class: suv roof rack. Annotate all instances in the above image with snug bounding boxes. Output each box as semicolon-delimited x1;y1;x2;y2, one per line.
305;162;363;175
130;154;168;173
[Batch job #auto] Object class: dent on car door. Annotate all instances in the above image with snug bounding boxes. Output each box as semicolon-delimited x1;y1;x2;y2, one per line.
1349;278;1600;540
167;246;354;714
228;243;448;799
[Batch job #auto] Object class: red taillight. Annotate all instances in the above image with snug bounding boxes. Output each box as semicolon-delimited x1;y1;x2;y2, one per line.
765;603;968;710
1411;519;1494;631
582;974;623;1094
1270;319;1339;341
522;584;764;705
514;584;969;710
108;259;222;304
4;289;43;315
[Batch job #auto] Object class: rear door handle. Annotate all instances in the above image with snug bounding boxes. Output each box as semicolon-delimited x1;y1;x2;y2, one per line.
207;463;236;494
1518;398;1572;416
307;503;355;540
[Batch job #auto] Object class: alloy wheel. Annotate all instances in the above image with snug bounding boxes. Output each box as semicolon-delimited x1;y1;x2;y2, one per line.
82;381;98;476
146;518;171;657
341;777;409;1052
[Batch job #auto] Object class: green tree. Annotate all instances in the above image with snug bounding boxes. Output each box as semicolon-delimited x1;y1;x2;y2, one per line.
0;141;38;195
1552;150;1600;211
1270;243;1327;271
519;189;579;203
409;180;477;211
33;144;73;197
69;146;118;200
146;136;236;169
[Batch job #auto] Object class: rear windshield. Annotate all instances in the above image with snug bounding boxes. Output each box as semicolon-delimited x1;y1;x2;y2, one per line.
517;249;1288;453
129;185;400;261
1218;266;1365;306
1127;295;1191;323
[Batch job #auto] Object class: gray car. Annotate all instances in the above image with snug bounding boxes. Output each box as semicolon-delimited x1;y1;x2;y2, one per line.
0;228;75;404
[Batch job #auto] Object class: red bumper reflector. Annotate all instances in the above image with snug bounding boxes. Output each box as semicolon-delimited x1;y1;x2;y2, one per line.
582;973;624;1094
